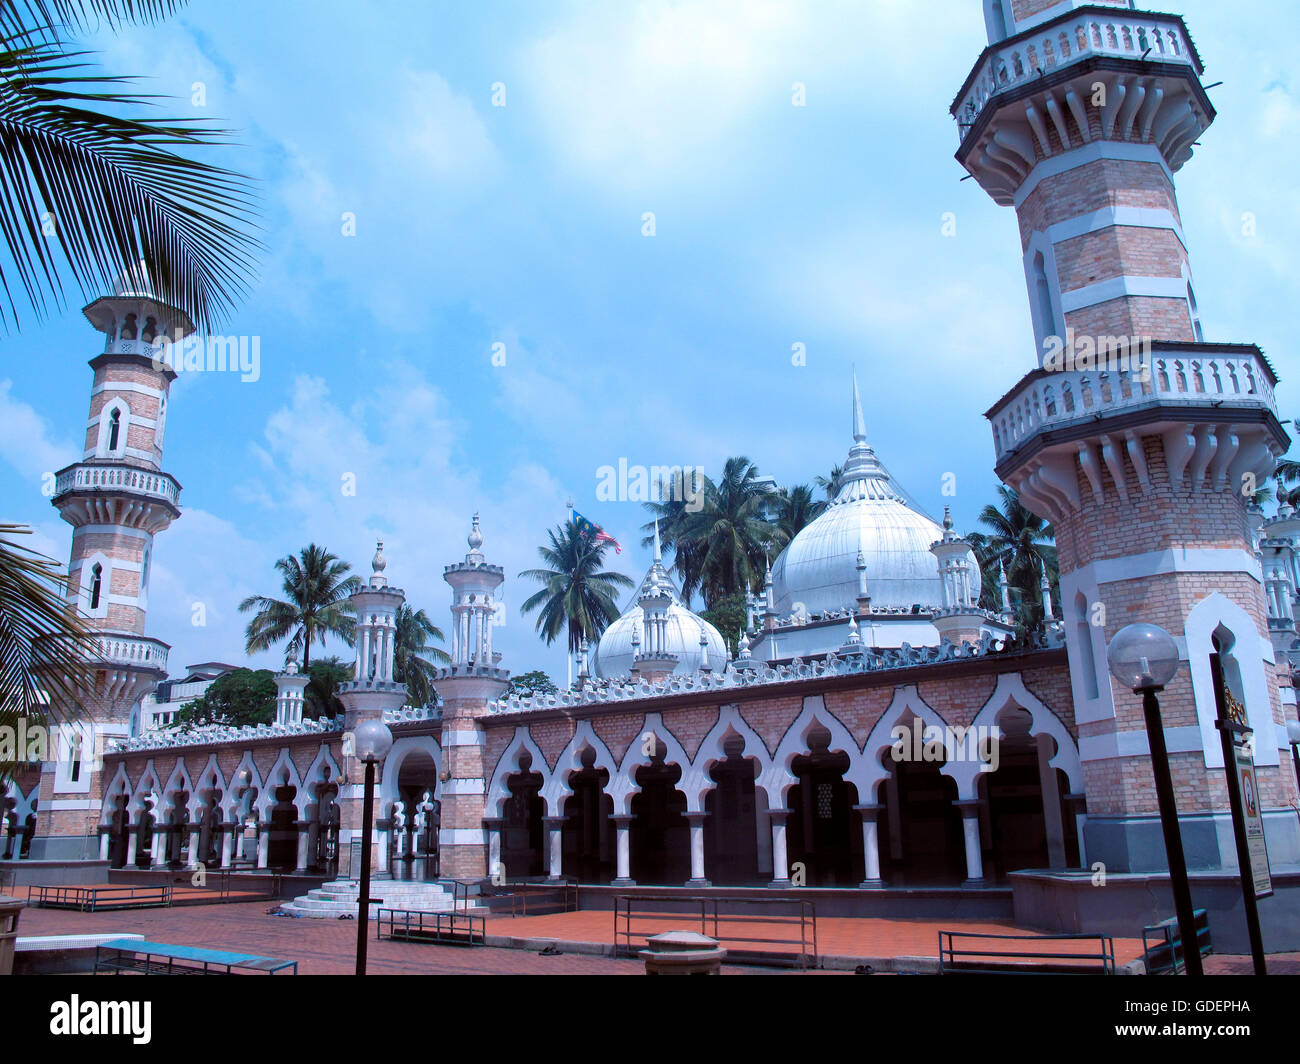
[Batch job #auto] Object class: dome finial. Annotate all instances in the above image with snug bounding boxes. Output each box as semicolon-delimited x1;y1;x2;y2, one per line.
653;517;662;563
468;512;483;553
852;366;867;444
942;506;953;531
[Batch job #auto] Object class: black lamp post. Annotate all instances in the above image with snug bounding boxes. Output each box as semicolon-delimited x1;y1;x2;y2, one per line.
1106;622;1202;976
352;718;393;977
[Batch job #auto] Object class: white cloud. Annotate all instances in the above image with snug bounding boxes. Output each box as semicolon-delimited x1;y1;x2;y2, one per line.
0;379;78;482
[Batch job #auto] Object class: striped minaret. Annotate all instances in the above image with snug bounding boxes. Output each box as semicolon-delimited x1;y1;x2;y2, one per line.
34;263;190;858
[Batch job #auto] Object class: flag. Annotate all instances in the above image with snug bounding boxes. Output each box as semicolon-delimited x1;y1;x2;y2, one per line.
572;510;622;553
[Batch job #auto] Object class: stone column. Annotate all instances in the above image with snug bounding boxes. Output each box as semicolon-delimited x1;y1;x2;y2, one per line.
98;830;110;862
1036;732;1067;869
186;824;200;868
768;810;790;887
854;804;884;887
256;827;270;869
125;827;138;868
955;800;985;885
295;823;311;874
611;815;634;886
219;824;233;868
1065;793;1088;868
149;824;165;867
483;818;504;883
544;816;565;881
685;812;710;886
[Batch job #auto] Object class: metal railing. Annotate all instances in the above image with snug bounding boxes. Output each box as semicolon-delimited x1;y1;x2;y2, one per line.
29;883;173;912
613;895;818;970
939;930;1116;974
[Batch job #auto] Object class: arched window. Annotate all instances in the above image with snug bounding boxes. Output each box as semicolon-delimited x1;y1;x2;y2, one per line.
121;314;137;340
141;547;151;596
69;732;82;784
1187;283;1204;342
107;408;121;452
985;0;1009;42
89;563;103;611
1074;592;1099;700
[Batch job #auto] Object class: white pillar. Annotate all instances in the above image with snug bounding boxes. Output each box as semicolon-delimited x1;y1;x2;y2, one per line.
956;801;985;884
186;826;200;868
854;804;883;887
256;828;270;869
768;811;790;886
487;823;502;880
125;828;138;867
219;825;233;868
612;815;633;885
149;825;165;867
686;813;709;886
545;817;564;880
98;831;110;862
296;826;311;873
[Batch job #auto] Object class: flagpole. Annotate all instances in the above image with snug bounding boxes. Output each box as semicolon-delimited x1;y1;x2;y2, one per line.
566;496;574;688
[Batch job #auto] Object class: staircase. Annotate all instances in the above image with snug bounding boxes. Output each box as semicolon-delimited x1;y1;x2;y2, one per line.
278;879;476;919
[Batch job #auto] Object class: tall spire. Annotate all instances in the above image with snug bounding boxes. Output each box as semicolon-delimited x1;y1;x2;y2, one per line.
653;517;662;563
852;366;867;443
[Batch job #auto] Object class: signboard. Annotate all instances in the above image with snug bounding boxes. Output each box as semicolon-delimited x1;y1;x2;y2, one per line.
1233;741;1273;899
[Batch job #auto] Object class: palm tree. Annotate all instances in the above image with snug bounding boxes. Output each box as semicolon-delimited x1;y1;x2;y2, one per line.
0;524;100;781
769;483;825;553
968;486;1058;630
393;604;448;709
644;457;774;608
815;464;845;502
519;522;633;654
0;1;259;331
239;545;361;669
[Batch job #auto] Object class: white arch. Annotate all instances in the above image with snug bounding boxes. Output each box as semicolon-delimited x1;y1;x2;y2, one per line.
160;758;195;817
685;703;776;807
485;727;550;818
257;746;306;818
191;755;226;818
540;721;619;814
95;396;131;458
1185;592;1279;767
378;735;442;813
129;761;163;821
221;752;263;820
970;672;1083;792
859;684;970;800
614;712;696;814
301;743;342;809
99;763;132;824
765;695;864;807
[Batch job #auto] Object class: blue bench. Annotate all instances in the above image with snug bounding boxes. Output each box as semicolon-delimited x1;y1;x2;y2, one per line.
1142;909;1212;975
94;938;298;975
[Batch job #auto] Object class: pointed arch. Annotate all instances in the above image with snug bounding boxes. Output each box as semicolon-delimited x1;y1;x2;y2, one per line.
302;743;343;799
378;736;443;812
540;720;619;813
970;672;1082;791
100;763;133;824
161;759;195;811
221;752;264;819
257;747;305;817
486;727;551;817
615;712;695;813
766;695;863;806
96;397;131;458
859;684;962;799
686;703;775;807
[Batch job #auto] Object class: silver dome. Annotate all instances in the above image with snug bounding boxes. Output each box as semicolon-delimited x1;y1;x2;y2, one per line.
772;375;977;616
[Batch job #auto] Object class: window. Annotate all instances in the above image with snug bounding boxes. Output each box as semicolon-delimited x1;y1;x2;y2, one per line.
89;563;103;611
107;408;121;452
69;733;82;783
1034;251;1058;344
1075;592;1099;700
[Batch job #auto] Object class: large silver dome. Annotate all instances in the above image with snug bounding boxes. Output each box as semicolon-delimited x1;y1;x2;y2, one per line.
590;531;727;679
772;378;976;616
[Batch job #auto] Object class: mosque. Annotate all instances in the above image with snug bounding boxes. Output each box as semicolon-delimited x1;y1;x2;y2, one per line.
4;0;1299;950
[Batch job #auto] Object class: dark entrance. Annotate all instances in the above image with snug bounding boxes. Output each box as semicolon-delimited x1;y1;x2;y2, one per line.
786;726;862;886
704;733;761;885
503;753;545;878
629;743;689;885
561;748;613;883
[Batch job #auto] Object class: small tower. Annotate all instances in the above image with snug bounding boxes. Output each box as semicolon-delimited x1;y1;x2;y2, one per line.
335;541;408;877
437;515;509;880
632;521;679;683
929;507;992;646
274;657;310;727
960;3;1297;871
34;265;191;858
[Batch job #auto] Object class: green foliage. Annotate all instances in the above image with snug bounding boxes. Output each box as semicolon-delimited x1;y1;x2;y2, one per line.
176;668;276;727
507;670;557;699
393;604;448;708
701;593;748;656
304;656;350;720
519;522;634;654
967;486;1058;634
239;544;361;669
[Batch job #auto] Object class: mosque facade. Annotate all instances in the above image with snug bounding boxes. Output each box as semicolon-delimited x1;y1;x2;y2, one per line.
4;0;1300;947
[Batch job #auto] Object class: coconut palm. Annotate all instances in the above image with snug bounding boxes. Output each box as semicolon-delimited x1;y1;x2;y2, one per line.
0;523;100;781
769;483;825;554
643;457;774;608
393;604;448;709
519;522;634;654
0;1;259;331
239;545;361;669
815;464;845;502
967;486;1058;630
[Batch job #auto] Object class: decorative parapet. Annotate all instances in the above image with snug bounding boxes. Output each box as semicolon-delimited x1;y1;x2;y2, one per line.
54;462;181;507
952;8;1200;143
490;628;1066;715
987;344;1280;466
95;634;170;672
112;714;346;754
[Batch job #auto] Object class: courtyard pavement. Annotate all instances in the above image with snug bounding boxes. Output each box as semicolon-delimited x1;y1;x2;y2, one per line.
14;896;1298;974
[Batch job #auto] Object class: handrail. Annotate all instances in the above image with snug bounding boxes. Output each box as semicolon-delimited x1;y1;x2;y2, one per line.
613;895;818;969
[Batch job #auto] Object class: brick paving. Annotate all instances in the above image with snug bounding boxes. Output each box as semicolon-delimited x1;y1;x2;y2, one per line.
14;896;1296;975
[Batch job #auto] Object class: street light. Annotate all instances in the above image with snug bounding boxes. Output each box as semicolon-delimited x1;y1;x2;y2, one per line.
1106;622;1202;976
352;718;393;977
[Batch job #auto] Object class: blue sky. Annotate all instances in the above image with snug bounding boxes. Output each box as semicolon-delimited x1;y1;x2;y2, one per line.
1;0;1297;683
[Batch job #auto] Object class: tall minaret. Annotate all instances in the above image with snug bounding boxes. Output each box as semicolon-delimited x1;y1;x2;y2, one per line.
960;4;1297;872
34;264;191;858
437;515;509;879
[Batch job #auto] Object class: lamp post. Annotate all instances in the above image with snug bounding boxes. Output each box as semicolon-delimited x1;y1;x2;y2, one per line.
1106;622;1202;976
352;718;393;977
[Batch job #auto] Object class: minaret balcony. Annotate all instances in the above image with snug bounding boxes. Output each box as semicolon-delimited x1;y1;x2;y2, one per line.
953;8;1201;143
93;633;170;673
54;461;182;512
986;343;1289;524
